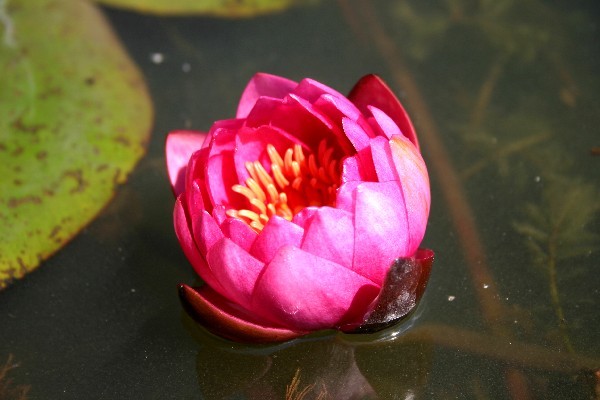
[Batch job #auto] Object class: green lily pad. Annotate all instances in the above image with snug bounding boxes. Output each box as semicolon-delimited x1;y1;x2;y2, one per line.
96;0;315;17
0;0;153;289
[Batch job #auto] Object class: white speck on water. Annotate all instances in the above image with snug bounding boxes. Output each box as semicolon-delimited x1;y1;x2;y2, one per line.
483;284;489;289
534;176;541;183
150;52;164;64
182;62;191;73
131;288;136;293
447;295;456;302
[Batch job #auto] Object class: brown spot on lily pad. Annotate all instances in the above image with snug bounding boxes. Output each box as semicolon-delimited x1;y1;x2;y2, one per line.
8;196;42;208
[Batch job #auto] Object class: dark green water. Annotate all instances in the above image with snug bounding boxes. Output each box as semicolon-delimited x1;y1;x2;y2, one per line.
1;0;599;398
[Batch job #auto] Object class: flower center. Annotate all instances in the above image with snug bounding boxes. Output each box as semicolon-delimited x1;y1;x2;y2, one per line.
226;139;341;232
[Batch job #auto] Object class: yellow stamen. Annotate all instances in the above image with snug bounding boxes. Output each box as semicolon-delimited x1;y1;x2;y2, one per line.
227;140;342;232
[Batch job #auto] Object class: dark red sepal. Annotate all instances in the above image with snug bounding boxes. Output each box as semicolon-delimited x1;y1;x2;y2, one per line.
351;248;434;333
348;74;420;149
178;284;308;343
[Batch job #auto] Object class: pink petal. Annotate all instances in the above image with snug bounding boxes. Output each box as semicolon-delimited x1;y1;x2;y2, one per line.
314;93;362;122
205;152;241;208
204;126;245;209
292;77;347;104
291;207;319;229
173;196;225;294
237;73;298;119
233;125;303;184
207;237;265;308
348;74;419;149
185;179;208;227
184;146;211;213
249;216;304;264
367;106;401;140
220;218;257;252
388;136;431;253
315;94;376;140
165;131;206;196
204;119;244;149
300;207;354;270
288;94;354;155
369;136;397;182
351;181;410;285
252;246;380;331
341;118;378;182
211;205;229;226
341;116;371;152
336;181;360;213
268;95;348;155
179;284;307;343
192;210;224;256
243;96;284;128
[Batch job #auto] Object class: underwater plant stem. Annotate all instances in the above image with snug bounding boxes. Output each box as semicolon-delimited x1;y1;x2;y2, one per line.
547;231;575;353
0;354;29;400
352;0;509;335
344;2;533;398
401;323;599;373
470;53;507;130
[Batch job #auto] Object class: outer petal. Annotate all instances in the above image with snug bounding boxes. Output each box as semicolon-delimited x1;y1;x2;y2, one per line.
369;136;397;182
207;237;265;309
250;216;304;264
336;181;361;213
192;211;224;256
237;73;297;118
369;135;430;255
220;217;258;252
166;131;206;196
348;74;419;149
300;207;355;270
184;143;211;214
173;196;225;295
388;136;431;252
252;246;380;331
179;285;307;343
351;182;410;285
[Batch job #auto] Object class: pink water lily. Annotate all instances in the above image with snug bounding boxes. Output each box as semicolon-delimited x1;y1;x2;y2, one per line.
166;73;433;343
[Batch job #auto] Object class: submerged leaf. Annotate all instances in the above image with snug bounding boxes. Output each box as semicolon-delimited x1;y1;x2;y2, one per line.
95;0;316;17
0;0;153;289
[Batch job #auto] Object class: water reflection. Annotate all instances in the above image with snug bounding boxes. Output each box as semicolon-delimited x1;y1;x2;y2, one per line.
188;314;435;399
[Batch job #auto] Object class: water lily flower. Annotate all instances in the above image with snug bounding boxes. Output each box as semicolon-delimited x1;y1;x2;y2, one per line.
166;73;433;343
